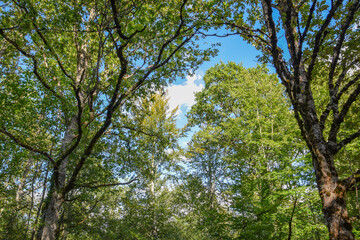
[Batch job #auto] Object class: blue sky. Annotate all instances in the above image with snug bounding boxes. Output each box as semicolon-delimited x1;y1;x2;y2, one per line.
166;34;263;147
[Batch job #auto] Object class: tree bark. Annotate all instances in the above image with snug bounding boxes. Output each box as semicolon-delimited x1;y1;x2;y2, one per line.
37;118;77;240
286;77;355;239
312;149;353;240
295;88;355;240
37;189;64;240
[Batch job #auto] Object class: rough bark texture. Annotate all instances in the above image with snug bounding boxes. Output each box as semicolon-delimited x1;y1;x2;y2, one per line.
311;146;353;240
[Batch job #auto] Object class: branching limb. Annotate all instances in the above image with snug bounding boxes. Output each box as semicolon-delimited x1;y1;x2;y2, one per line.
306;0;343;81
216;21;271;47
336;130;360;152
342;170;360;191
0;29;65;101
320;66;359;131
260;0;292;86
14;0;76;82
329;83;360;143
63;0;194;195
328;0;360;91
0;127;54;163
299;0;317;45
112;125;163;141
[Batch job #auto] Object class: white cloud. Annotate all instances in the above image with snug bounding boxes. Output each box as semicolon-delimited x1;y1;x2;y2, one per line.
167;73;204;118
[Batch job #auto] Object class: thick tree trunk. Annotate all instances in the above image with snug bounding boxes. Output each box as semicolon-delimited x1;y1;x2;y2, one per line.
320;180;353;240
311;146;354;240
37;118;77;240
37;189;64;240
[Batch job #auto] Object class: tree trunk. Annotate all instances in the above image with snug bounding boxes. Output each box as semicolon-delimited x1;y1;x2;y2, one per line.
37;118;77;240
36;9;92;235
150;153;158;239
311;145;354;240
37;189;64;240
257;0;359;237
321;181;353;240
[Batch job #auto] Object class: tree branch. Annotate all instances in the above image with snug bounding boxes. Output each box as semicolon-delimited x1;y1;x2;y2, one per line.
299;0;317;45
336;130;360;152
260;0;293;86
113;125;163;141
0;127;54;164
63;0;195;195
320;65;359;131
0;29;65;101
329;82;360;143
342;170;360;191
306;0;343;81
328;0;360;92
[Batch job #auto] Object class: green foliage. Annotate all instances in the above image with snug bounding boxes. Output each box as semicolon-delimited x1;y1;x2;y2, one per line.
0;0;216;238
185;62;327;239
1;0;359;239
60;93;185;240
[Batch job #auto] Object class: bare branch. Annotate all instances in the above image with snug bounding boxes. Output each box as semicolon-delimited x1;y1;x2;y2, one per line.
109;0;146;41
299;0;317;45
333;61;359;99
320;64;360;131
112;125;163;141
260;0;293;86
217;21;271;47
0;25;20;31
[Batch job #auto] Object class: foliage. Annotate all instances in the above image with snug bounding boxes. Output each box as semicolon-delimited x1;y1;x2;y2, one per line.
213;0;360;238
0;0;216;238
185;62;327;239
1;0;360;239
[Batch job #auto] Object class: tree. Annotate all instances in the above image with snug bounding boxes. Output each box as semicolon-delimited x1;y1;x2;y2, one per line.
216;0;360;238
184;129;233;239
0;0;216;239
52;93;184;240
113;92;183;239
186;62;326;239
